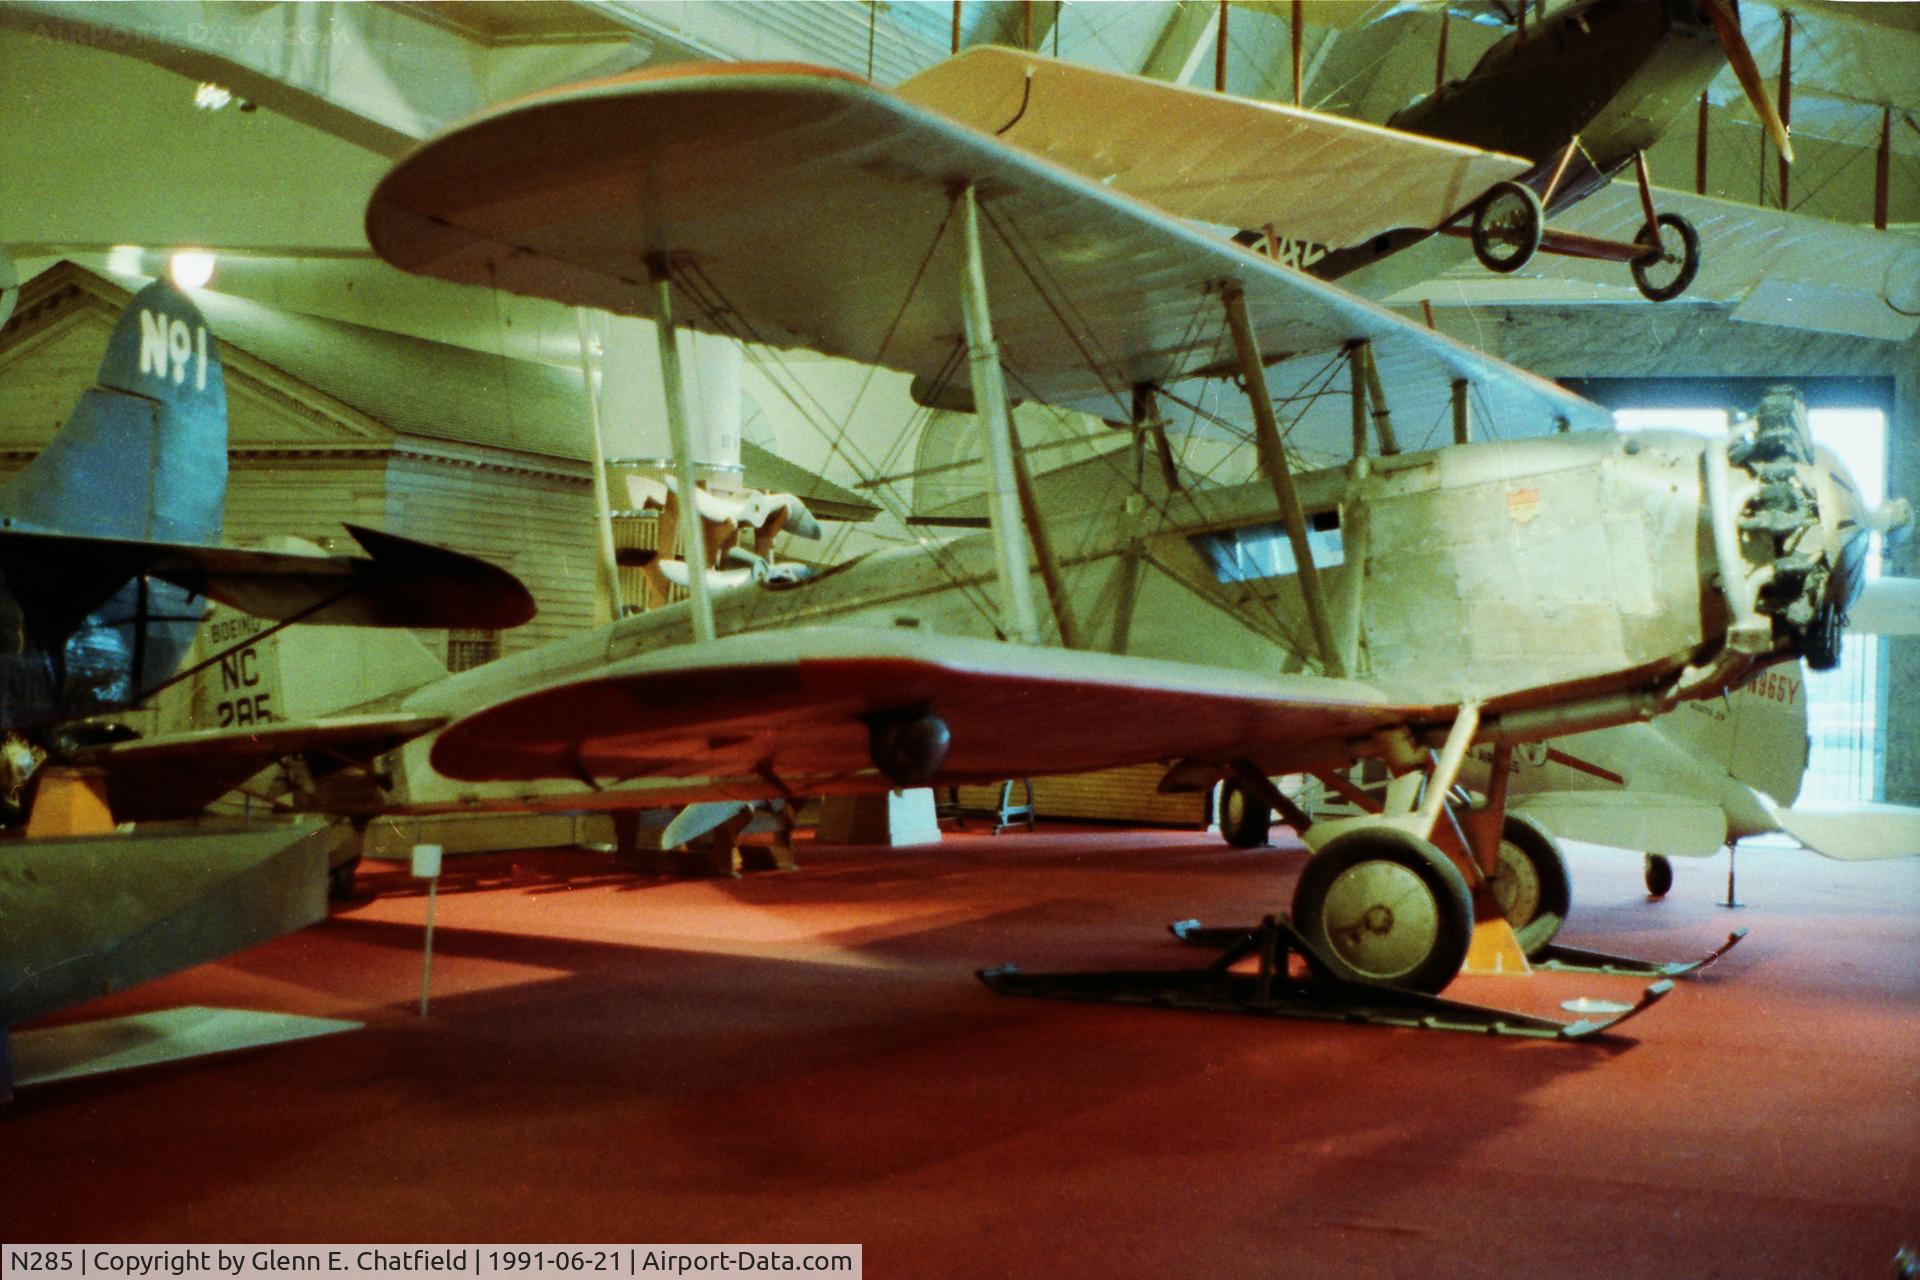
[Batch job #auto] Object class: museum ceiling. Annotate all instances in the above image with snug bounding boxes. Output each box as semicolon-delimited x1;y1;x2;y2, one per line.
2;0;1918;495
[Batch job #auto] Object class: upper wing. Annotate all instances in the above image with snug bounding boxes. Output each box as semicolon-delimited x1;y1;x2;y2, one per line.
428;625;1439;793
896;46;1530;249
367;62;1610;461
0;523;536;630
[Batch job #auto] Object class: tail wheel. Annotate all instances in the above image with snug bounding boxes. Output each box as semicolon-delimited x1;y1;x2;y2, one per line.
1291;826;1473;993
1219;779;1273;848
1645;854;1675;898
1471;180;1544;274
327;854;363;902
1487;814;1572;958
1630;211;1701;301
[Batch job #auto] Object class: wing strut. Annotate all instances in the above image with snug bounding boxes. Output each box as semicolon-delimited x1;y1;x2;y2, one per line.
652;263;717;644
956;184;1041;645
1222;285;1343;677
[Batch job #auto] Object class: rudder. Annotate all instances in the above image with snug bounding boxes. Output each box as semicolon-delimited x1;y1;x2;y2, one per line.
0;277;227;543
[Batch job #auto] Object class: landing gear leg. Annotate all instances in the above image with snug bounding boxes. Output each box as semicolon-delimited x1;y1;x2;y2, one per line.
1720;840;1744;909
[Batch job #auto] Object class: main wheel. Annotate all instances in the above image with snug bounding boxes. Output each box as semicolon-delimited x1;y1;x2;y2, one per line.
1471;180;1544;274
1644;854;1675;898
1219;779;1273;848
1487;814;1572;958
1630;211;1700;302
1291;827;1474;993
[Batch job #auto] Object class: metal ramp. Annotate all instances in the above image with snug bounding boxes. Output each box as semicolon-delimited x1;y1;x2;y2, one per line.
980;915;1676;1041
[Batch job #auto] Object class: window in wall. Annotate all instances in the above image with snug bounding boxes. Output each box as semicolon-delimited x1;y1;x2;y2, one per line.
447;629;501;673
1616;405;1889;803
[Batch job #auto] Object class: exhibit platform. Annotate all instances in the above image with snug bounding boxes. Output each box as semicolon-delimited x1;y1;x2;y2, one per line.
3;826;1914;1278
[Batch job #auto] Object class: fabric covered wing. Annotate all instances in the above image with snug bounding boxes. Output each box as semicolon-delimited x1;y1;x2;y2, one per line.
367;62;1610;461
429;626;1426;795
896;45;1530;249
84;713;444;821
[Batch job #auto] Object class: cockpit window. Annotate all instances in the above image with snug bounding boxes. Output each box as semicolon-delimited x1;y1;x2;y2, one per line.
1191;512;1343;585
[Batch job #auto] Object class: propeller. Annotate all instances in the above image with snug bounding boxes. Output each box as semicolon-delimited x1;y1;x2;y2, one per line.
1699;0;1794;163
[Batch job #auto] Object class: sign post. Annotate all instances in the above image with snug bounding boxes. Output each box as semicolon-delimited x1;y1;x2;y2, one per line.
412;843;443;1016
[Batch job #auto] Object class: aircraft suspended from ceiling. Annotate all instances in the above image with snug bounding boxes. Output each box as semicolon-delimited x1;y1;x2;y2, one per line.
898;0;1919;340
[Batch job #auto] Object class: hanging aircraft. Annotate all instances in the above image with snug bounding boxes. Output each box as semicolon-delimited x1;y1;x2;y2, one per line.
896;4;1920;336
0;274;538;817
62;57;1903;1023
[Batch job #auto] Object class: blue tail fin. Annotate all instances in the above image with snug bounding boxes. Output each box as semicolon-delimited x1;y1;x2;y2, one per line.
0;277;227;543
0;278;229;728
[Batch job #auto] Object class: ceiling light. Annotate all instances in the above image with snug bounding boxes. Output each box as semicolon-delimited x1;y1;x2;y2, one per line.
169;250;216;290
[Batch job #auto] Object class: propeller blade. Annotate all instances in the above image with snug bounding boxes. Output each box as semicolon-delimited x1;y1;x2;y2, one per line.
1702;0;1793;163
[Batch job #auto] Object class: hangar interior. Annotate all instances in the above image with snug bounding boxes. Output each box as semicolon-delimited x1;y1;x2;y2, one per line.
2;1;1918;1274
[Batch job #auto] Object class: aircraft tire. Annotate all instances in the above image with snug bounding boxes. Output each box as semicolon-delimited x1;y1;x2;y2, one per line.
1471;180;1543;274
1490;814;1572;957
1291;827;1473;994
1218;780;1273;848
1644;854;1675;898
327;855;363;903
1630;212;1701;302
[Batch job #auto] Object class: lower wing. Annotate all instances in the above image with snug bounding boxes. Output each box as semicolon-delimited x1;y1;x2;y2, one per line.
428;626;1430;798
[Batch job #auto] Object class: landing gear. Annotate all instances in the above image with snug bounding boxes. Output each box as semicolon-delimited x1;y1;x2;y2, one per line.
1290;826;1474;994
327;854;363;902
1630;211;1701;302
1644;853;1674;898
1489;814;1572;957
1472;180;1544;273
1218;779;1272;848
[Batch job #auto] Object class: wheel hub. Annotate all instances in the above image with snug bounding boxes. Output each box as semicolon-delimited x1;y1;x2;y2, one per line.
1320;859;1440;980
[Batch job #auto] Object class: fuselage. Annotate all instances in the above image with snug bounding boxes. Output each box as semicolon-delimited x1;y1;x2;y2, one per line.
347;424;1864;817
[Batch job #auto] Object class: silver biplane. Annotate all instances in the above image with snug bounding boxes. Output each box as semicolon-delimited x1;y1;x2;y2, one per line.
93;61;1900;1023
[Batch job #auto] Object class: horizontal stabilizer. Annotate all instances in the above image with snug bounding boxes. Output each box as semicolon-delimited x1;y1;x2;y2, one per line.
1847;577;1920;636
1512;791;1729;858
0;523;535;631
80;713;444;821
1761;798;1920;861
661;801;751;849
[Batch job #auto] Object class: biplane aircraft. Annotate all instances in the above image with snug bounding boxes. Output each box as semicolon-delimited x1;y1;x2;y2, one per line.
72;55;1906;1015
0;273;537;780
898;0;1797;305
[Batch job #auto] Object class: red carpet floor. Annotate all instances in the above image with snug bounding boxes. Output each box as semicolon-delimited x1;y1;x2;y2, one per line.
3;827;1916;1278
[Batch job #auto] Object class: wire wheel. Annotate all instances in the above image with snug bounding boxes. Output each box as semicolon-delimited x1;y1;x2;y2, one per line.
1630;211;1701;301
1292;827;1473;993
1471;180;1544;274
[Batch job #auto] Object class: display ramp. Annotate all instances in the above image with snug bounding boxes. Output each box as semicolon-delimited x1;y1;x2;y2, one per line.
2;820;338;1098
